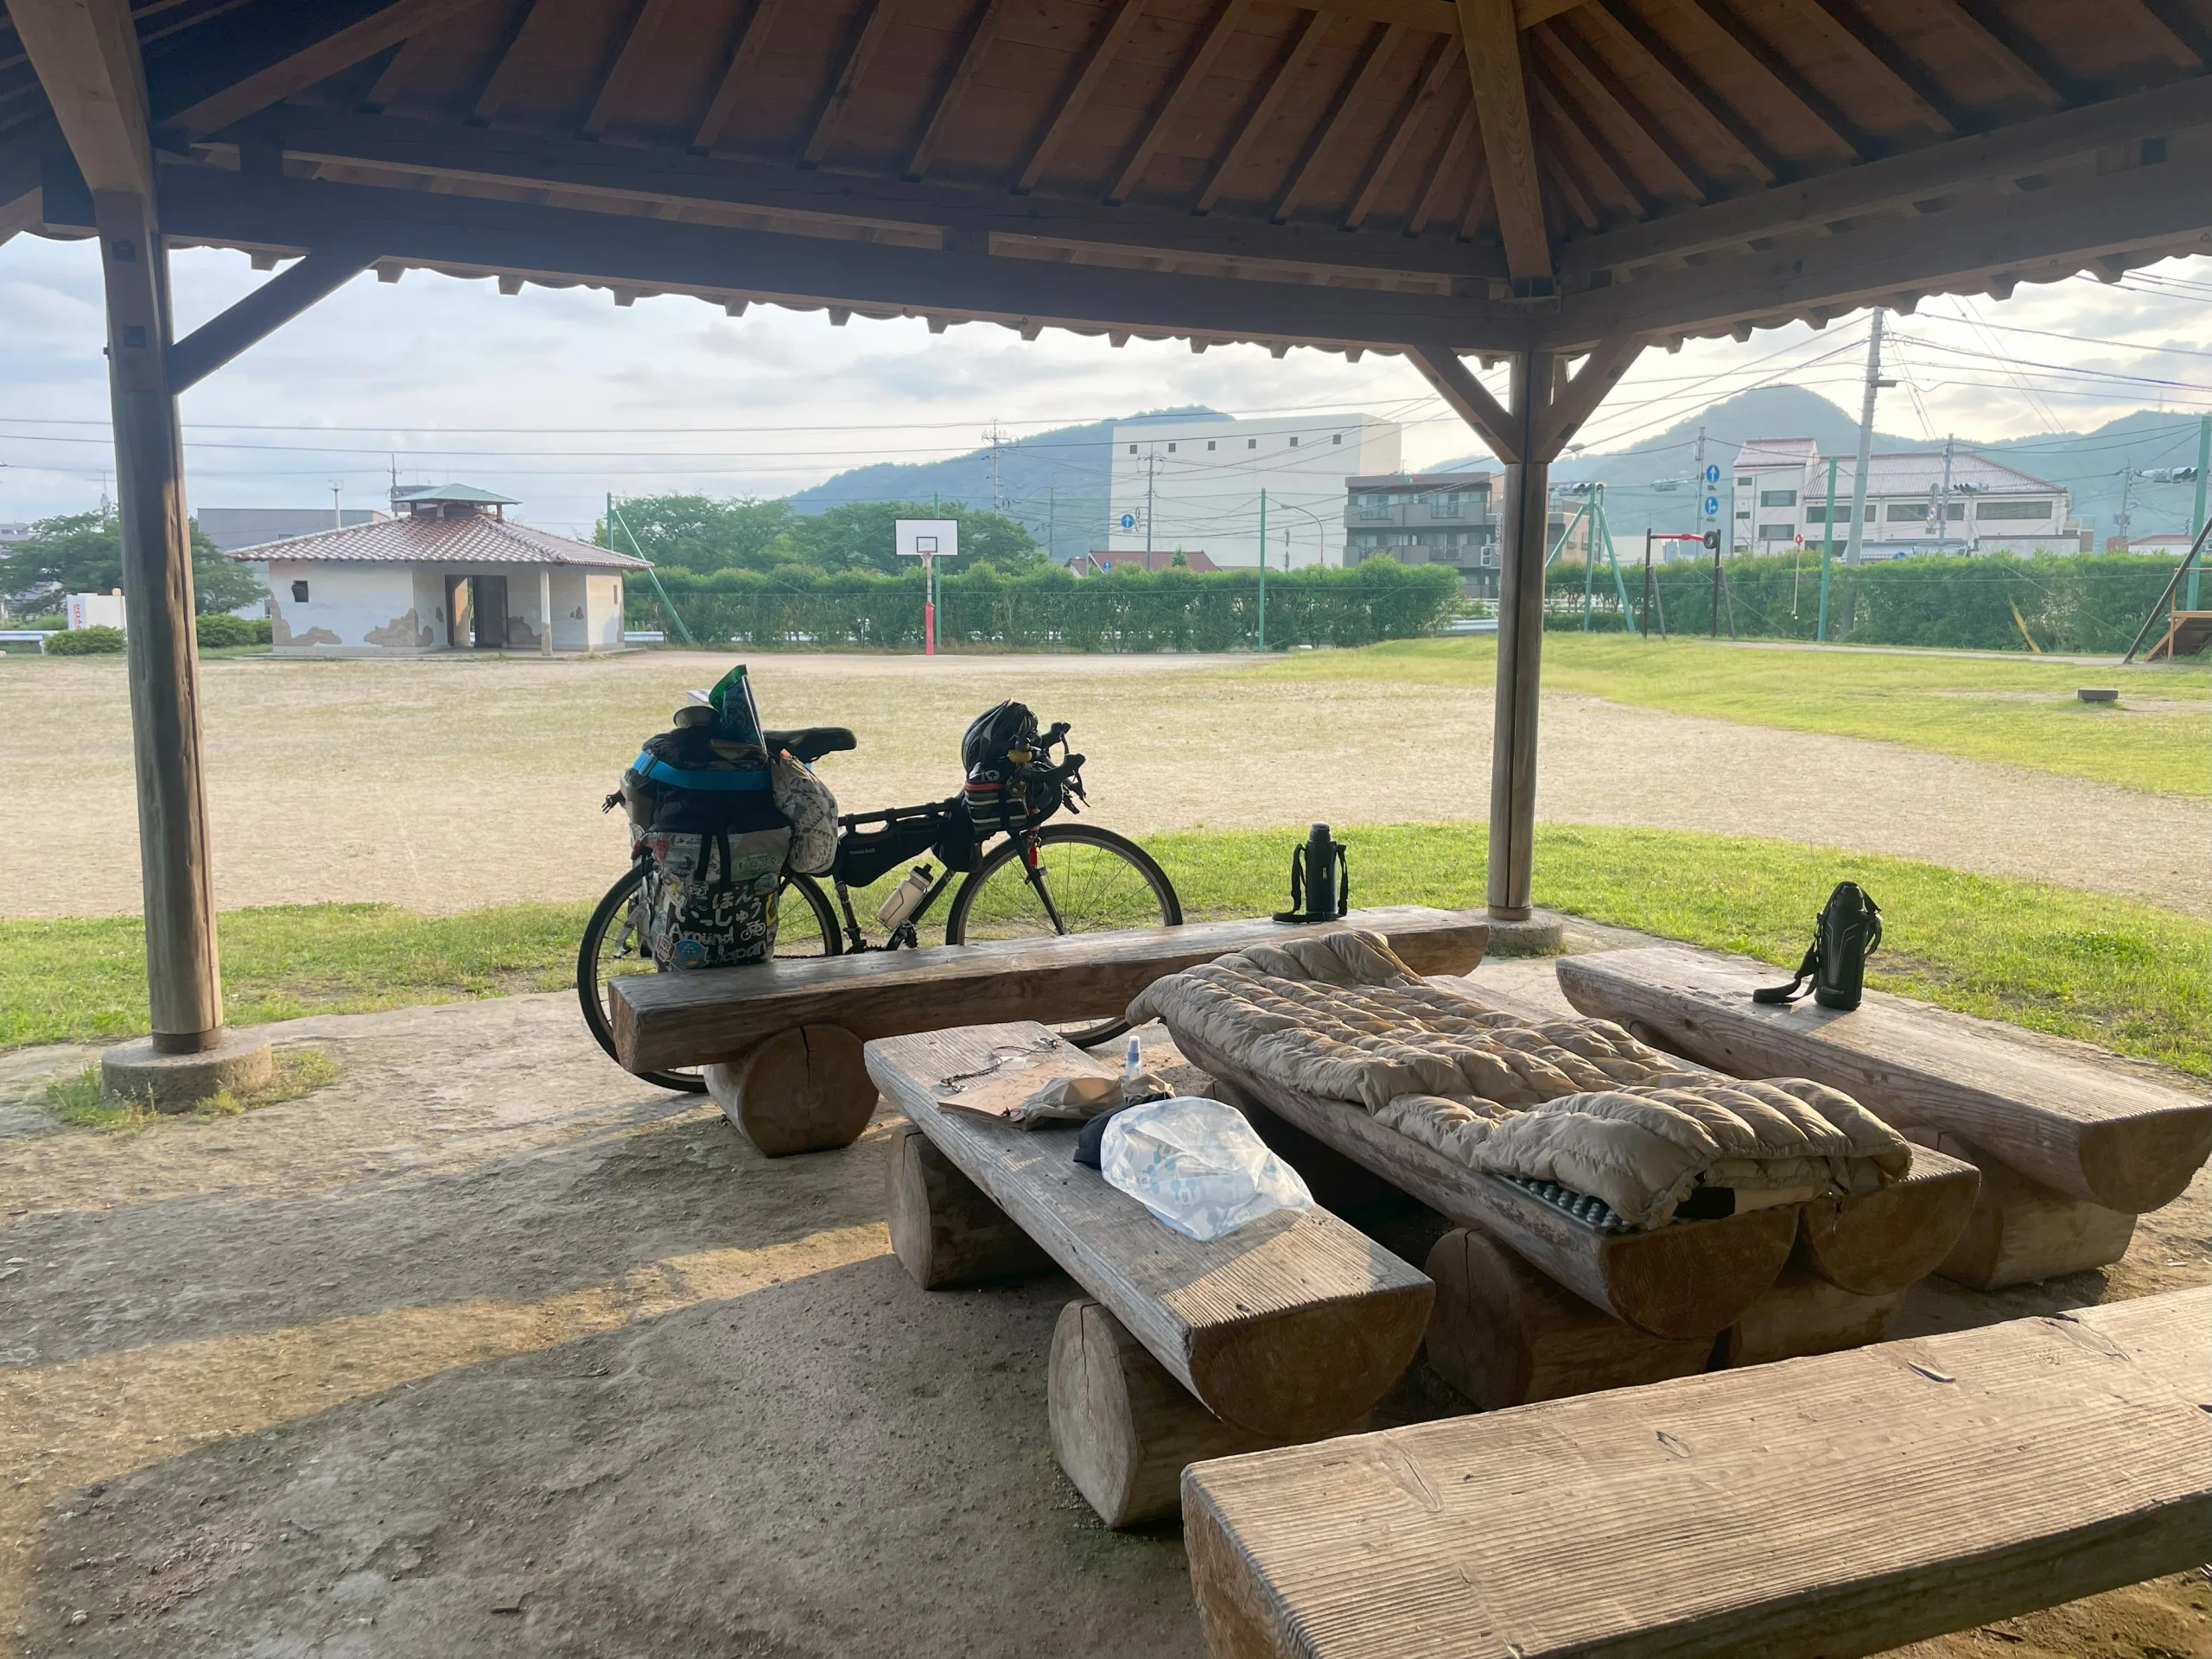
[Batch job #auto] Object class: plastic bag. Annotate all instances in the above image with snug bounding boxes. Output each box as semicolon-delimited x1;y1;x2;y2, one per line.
1099;1098;1313;1242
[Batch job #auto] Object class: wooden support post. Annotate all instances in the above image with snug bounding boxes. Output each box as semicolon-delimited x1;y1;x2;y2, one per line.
1422;1227;1709;1409
98;189;226;1051
1488;351;1551;919
704;1023;877;1155
1049;1299;1286;1529
886;1122;1051;1287
537;567;553;657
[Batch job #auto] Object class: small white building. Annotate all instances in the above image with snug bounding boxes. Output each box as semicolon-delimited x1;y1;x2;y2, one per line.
1108;412;1402;569
1732;441;2081;558
228;484;649;657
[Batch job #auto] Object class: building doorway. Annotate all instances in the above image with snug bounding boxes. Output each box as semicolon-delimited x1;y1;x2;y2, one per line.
447;575;508;648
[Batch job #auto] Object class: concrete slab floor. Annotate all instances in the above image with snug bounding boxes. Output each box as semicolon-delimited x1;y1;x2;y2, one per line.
0;972;2203;1659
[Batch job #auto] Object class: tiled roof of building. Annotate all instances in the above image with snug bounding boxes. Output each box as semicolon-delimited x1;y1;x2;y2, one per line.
1735;437;1818;469
225;512;650;569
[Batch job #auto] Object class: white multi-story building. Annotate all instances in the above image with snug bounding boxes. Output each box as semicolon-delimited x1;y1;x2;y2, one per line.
1107;412;1401;569
1731;440;2081;558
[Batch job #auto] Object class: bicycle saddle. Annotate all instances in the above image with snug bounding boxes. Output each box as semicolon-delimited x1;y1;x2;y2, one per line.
764;726;858;764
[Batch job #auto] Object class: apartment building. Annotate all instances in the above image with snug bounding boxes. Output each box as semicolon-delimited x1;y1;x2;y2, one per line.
1732;440;2080;557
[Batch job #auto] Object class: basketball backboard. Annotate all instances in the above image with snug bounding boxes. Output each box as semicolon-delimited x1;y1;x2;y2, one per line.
895;518;958;559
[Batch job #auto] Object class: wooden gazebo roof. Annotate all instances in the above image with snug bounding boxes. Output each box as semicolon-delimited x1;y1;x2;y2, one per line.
4;0;2208;373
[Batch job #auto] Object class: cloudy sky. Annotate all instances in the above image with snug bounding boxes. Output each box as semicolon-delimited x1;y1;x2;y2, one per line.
4;228;2211;539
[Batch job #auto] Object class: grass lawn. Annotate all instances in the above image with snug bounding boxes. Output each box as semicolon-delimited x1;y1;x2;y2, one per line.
6;823;2203;1078
1249;635;2211;798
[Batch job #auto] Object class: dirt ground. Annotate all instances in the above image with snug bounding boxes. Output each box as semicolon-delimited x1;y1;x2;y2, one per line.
1;650;2204;921
2;945;2205;1658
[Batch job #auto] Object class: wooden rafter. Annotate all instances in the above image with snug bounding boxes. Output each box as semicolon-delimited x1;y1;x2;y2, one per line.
1580;0;1780;183
9;0;150;194
803;0;901;168
474;0;551;124
1455;0;1548;285
584;0;678;138
904;0;1004;181
1529;56;1646;219
693;0;782;156
1532;332;1641;457
1904;0;2061;106
1404;99;1477;234
1109;0;1252;205
1343;33;1456;228
1672;0;1864;161
1529;21;1703;205
362;29;443;112
1557;75;2212;277
1758;0;1955;137
168;0;486;137
1273;22;1408;223
1540;142;1599;231
2113;0;2204;68
1458;162;1494;240
1406;346;1522;461
1193;8;1335;213
1014;0;1147;194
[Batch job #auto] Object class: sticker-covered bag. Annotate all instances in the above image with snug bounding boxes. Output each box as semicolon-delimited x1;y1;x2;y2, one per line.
641;824;792;969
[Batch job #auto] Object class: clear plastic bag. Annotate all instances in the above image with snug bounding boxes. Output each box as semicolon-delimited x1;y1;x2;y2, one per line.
1099;1098;1314;1242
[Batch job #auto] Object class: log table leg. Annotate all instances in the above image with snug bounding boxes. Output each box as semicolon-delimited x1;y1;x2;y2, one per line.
707;1023;876;1156
1049;1299;1285;1529
1923;1134;2139;1291
1422;1229;1709;1411
1713;1260;1907;1367
886;1122;1052;1289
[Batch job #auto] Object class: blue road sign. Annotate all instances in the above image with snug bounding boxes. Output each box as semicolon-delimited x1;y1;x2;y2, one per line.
1703;463;1721;485
1119;512;1136;530
1703;494;1720;517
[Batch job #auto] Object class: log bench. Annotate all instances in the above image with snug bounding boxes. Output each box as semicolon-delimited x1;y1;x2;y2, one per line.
866;1021;1434;1524
1183;1286;2211;1659
610;905;1487;1154
1557;946;2209;1287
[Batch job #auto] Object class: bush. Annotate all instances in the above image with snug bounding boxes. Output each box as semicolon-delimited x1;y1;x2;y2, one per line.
47;625;126;655
196;613;270;649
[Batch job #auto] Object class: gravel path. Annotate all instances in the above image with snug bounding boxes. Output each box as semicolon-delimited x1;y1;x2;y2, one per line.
1;652;2201;918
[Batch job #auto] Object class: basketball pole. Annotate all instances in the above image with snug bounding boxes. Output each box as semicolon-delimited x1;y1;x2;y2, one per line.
923;550;936;657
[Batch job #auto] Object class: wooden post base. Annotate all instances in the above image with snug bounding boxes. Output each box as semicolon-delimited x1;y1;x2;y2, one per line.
705;1023;875;1156
1923;1133;2138;1291
1713;1260;1906;1368
1422;1228;1709;1411
1048;1299;1283;1529
886;1122;1052;1289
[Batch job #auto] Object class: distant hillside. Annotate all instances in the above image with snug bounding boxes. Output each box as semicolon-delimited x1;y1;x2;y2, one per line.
1442;385;2209;547
786;406;1223;563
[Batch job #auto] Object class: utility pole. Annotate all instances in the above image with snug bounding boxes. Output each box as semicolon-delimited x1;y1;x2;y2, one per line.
1818;457;1839;642
1046;486;1056;562
1692;424;1707;548
2115;466;2134;552
1145;448;1156;556
329;480;342;530
1256;487;1268;652
2191;416;2209;608
1844;309;1889;568
1937;435;1955;554
982;422;1006;513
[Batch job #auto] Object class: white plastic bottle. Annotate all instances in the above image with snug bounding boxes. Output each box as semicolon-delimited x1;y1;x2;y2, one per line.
876;863;935;928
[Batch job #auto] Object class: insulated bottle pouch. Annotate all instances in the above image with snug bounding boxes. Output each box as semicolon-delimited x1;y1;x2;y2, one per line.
1753;881;1883;1011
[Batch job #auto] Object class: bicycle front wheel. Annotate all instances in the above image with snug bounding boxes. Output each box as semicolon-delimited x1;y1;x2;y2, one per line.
943;824;1181;1048
577;864;842;1094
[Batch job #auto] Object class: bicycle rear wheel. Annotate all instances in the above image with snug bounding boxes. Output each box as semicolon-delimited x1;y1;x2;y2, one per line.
577;864;842;1093
942;824;1181;1049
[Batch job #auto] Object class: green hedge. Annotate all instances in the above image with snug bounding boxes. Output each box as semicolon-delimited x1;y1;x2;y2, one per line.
1545;550;2182;653
46;625;125;655
632;561;1461;651
196;613;272;649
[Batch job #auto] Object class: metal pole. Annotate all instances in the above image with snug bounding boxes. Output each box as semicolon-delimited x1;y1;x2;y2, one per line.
1582;486;1598;629
1642;529;1655;639
1605;497;1632;620
1844;309;1885;568
1487;351;1552;922
1818;457;1839;642
1256;486;1268;652
2190;416;2209;609
1708;530;1722;637
2121;517;2210;663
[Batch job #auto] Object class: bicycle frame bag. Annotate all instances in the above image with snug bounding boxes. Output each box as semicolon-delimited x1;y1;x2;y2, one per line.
1753;881;1883;1012
834;802;950;888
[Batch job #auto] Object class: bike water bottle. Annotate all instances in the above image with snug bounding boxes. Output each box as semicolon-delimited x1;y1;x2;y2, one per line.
876;864;935;928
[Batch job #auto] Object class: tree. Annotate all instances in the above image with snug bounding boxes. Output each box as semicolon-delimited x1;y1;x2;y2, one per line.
767;499;1047;575
0;510;264;615
599;494;795;574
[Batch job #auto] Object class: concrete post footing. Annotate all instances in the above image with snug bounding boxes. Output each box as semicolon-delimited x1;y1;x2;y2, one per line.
1480;909;1568;958
100;1030;275;1112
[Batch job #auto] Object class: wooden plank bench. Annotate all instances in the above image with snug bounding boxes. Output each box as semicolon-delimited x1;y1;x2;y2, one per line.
1557;945;2209;1214
612;906;1487;1154
1183;1286;2211;1659
865;1021;1433;1481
